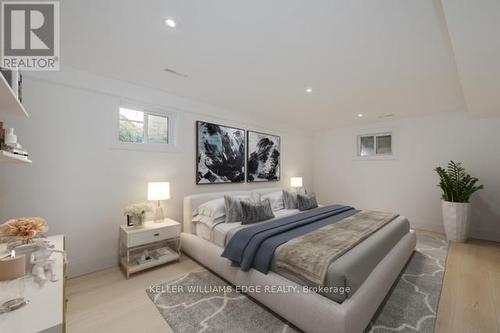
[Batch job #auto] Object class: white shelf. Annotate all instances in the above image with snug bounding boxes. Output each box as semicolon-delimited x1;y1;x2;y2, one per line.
0;72;29;118
121;248;180;274
0;150;32;163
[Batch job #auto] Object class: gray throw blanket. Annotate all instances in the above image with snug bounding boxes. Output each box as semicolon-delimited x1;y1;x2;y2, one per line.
274;210;399;286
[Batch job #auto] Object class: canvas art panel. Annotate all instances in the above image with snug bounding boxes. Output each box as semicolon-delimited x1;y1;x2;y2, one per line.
196;121;245;184
247;131;280;182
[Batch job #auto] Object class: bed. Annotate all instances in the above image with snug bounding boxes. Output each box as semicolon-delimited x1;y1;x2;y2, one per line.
181;188;416;333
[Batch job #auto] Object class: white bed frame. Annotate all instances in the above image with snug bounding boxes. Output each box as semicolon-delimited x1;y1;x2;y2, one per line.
181;188;416;333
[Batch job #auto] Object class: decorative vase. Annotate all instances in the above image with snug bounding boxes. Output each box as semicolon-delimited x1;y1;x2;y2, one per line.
128;214;145;228
5;128;17;145
441;201;470;242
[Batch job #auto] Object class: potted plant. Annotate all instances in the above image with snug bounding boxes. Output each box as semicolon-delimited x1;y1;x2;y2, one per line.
435;161;484;242
123;203;152;228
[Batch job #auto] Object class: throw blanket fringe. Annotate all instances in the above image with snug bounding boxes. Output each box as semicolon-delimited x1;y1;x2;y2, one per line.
275;210;399;286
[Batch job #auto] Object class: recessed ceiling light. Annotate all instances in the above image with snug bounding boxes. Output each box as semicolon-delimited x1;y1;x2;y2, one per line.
305;88;313;93
164;18;177;28
357;113;364;118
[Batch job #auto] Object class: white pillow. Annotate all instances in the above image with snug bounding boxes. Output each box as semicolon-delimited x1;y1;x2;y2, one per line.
261;191;284;211
192;198;226;218
192;214;226;228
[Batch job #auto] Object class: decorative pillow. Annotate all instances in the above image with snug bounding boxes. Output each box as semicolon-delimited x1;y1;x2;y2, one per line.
192;198;226;219
261;191;284;211
224;194;260;223
282;189;298;209
297;193;319;211
240;199;275;224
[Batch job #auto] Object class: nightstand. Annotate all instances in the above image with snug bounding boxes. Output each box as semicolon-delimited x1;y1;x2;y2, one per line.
119;219;181;279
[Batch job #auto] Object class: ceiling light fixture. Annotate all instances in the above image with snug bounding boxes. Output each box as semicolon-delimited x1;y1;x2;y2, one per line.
357;113;364;118
305;88;313;93
164;18;177;28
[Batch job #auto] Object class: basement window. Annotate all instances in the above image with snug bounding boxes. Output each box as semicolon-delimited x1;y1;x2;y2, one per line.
358;132;392;157
119;107;168;144
114;105;177;151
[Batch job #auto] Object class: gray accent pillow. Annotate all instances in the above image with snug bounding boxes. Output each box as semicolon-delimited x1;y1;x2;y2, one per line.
224;194;260;223
240;199;275;224
282;189;298;209
297;193;318;211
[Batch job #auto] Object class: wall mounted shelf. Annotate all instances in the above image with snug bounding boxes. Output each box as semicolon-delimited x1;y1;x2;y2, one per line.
0;72;29;118
0;150;32;163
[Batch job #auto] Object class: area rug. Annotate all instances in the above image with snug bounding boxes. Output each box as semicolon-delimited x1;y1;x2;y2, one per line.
367;233;448;332
146;232;448;333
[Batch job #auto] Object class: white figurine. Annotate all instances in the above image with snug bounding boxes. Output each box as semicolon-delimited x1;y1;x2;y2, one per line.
30;239;66;286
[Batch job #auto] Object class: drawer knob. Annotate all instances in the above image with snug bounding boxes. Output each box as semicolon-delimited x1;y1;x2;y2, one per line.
154;233;160;237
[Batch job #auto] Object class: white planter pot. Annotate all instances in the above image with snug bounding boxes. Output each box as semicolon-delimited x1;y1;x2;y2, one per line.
441;201;470;242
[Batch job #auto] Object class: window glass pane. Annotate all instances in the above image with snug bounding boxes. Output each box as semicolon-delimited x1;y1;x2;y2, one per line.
360;136;375;156
120;108;143;122
376;135;392;155
147;114;168;144
119;120;144;143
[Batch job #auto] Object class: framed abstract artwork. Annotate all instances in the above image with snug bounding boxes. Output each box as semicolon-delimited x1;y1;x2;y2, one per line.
247;130;280;182
196;121;246;184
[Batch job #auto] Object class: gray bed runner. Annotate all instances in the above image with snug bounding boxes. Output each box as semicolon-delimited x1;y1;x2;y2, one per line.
275;210;399;286
221;205;358;272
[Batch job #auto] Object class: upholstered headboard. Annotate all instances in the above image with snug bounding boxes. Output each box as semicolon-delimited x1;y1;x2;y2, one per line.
182;187;284;234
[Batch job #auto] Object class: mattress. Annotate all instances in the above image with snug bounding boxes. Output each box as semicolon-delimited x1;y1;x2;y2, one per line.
193;209;410;303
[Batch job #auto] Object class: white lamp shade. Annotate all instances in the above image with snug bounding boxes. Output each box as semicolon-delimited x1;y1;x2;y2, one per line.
148;182;170;201
290;177;303;188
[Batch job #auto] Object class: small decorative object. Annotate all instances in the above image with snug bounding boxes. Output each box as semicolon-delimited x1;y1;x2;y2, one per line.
0;217;48;244
0;297;29;314
4;128;17;145
247;131;280;182
435;161;484;242
196;121;245;184
30;239;66;286
0;251;26;281
148;182;170;222
123;203;152;228
137;249;153;265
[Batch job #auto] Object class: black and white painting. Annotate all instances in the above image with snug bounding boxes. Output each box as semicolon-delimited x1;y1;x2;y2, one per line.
247;131;280;182
196;121;245;184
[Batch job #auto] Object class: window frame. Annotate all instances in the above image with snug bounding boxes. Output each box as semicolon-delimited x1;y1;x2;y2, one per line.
355;128;397;160
112;102;178;152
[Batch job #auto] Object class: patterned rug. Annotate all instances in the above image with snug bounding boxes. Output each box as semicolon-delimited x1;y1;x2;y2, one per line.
367;233;448;332
146;233;448;333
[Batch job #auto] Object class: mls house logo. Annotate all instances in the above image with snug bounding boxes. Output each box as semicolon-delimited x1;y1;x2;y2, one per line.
1;1;60;70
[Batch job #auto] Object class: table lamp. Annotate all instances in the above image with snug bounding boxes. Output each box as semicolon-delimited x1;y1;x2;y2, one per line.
147;182;170;222
290;177;303;191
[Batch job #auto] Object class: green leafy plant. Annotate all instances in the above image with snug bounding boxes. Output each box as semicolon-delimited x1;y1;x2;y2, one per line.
435;161;484;203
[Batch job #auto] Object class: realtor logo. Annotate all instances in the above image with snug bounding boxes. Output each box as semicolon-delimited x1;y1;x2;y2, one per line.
1;1;60;70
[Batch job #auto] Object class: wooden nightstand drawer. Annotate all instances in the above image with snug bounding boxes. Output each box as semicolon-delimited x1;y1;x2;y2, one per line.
127;224;180;247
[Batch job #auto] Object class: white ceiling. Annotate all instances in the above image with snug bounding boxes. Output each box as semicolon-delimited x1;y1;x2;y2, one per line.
60;0;497;130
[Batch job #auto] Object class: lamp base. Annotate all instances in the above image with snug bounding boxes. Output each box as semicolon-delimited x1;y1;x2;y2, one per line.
153;204;165;222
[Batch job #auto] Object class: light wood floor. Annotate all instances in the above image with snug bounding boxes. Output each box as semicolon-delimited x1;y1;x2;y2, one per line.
66;256;201;333
436;239;500;333
67;239;500;333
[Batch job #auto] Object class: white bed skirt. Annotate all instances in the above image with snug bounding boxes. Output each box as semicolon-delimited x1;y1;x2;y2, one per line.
181;230;416;333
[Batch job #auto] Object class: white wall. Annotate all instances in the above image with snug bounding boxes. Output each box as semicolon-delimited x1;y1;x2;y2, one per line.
313;112;500;242
0;69;314;277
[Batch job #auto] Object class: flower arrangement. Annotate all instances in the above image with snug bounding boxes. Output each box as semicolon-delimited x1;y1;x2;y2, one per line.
123;203;152;217
0;217;49;244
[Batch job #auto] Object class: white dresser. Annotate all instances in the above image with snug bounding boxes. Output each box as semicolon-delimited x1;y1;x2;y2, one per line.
0;235;66;333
